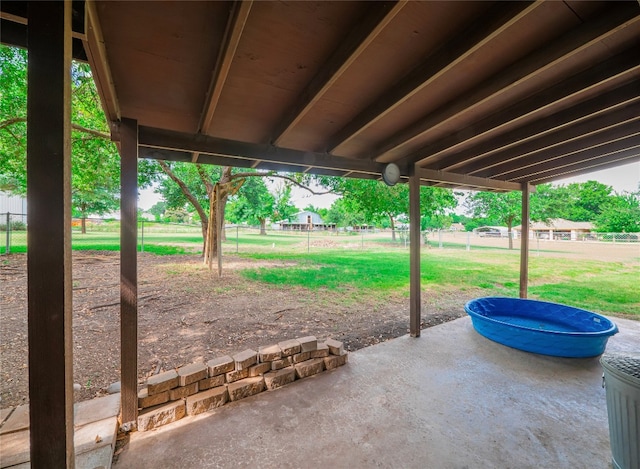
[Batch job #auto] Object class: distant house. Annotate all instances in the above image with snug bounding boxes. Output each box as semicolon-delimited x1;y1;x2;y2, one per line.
514;218;594;241
276;211;336;231
0;192;27;215
450;223;465;232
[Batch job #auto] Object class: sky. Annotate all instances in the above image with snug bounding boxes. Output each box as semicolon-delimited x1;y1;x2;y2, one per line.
138;161;639;211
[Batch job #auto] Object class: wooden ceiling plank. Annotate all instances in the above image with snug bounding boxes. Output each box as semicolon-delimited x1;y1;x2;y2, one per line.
138;125;385;176
439;79;640;172
271;1;407;146
465;107;640;177
83;1;120;122
475;121;640;181
527;154;640;185
409;51;640;168
199;1;253;135
417;169;522;192
507;144;640;182
376;3;640;160
325;1;541;153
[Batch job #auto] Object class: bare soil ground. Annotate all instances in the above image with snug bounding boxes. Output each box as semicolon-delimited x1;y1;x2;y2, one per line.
0;251;474;408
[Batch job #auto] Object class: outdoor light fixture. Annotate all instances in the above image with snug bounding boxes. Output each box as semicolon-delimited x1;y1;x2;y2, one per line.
382;163;400;186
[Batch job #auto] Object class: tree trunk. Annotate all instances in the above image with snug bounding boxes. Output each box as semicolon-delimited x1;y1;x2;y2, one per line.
80;203;87;234
507;217;514;250
259;218;267;235
200;219;208;255
389;213;396;241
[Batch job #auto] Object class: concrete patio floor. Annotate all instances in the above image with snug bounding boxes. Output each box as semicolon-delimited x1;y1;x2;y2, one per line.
114;315;639;469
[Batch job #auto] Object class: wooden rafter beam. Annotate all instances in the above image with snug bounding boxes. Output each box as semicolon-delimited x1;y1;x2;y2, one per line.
416;168;523;192
470;111;640;178
375;3;640;161
325;1;541;153
83;0;120;121
412;52;640;169
528;154;640;185
271;0;407;145
199;0;253;135
137;125;385;176
508;144;640;182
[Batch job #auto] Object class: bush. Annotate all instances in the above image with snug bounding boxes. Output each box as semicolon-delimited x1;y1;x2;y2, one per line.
0;221;27;231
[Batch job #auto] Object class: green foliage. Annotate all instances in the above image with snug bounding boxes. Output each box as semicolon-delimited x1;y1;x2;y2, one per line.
272;185;297;221
155;162;221;220
164;207;191;224
148;201;168;221
0;46;28;192
465;191;522;230
1;45;129;218
226;177;274;227
595;190;640;233
316;176;457;229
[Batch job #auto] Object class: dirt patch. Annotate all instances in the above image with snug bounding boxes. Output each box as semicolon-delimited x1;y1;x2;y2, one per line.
0;251;474;408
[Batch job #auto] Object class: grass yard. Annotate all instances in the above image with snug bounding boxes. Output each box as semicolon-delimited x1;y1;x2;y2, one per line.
240;249;639;318
2;229;638;318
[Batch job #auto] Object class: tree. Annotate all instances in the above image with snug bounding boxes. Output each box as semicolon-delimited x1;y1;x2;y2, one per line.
271;184;298;222
552;181;614;221
324;198;366;229
226;177;274;234
465;191;523;249
595;190;640;233
148;201;167;221
333;179;456;240
1;45;124;233
153;161;331;262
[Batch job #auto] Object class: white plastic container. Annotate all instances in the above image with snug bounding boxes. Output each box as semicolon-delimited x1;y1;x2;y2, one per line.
601;354;640;469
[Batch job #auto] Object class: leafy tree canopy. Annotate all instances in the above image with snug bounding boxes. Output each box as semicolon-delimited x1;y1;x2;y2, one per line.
0;45;154;228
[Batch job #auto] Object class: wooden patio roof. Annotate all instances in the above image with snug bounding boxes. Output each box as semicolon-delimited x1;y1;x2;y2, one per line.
3;0;639;191
1;2;640;465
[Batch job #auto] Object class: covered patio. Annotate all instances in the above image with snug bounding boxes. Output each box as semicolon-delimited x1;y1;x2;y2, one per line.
113;315;640;468
0;1;639;467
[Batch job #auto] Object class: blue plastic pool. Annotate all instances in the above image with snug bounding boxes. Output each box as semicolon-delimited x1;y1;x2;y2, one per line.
465;297;618;358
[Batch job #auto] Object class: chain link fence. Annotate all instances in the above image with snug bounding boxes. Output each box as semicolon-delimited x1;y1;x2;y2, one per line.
1;213;27;254
2;214;638;260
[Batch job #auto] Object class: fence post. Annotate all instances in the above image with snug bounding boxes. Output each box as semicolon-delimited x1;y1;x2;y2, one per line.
236;226;239;253
140;219;145;252
466;231;470;251
5;212;10;254
438;229;443;249
361;230;364;249
307;227;310;253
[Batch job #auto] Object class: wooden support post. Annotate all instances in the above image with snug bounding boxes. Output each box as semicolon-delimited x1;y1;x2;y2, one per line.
120;118;138;426
26;2;74;466
409;167;421;337
519;183;531;299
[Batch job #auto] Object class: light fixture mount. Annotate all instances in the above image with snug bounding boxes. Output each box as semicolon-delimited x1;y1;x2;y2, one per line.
382;163;400;186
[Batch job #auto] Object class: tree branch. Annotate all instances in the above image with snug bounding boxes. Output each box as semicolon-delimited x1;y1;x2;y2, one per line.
1;116;111;140
196;164;214;195
229;171;335;195
0;117;26;130
157;160;209;225
71;124;111;140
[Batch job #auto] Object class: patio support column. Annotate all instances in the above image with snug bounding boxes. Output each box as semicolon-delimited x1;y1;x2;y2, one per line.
519;183;531;299
120;118;138;426
26;1;74;466
409;166;421;337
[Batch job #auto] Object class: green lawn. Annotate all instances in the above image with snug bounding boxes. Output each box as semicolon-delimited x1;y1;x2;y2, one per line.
2;230;638;318
240;249;639;318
